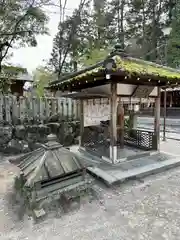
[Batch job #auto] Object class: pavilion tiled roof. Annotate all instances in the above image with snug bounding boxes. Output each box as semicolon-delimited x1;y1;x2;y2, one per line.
49;53;180;91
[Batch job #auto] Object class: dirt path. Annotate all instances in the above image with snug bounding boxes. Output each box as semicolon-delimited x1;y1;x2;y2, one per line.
0;140;180;239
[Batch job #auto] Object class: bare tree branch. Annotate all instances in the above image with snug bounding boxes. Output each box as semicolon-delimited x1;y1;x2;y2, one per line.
0;30;40;36
58;0;90;76
62;0;68;22
57;0;68;77
0;0;36;71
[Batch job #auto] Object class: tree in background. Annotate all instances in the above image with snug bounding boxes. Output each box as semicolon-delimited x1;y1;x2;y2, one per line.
49;0;91;79
33;66;54;97
49;0;178;78
79;48;111;67
0;0;49;74
167;1;180;68
0;65;28;93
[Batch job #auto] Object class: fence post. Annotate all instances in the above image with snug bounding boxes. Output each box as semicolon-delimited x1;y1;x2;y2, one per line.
12;95;19;124
36;97;41;123
31;97;36;123
39;97;45;123
0;95;78;124
66;98;69;121
44;98;50;122
4;95;12;124
72;99;75;120
0;95;4;124
19;96;25;124
61;99;64;119
51;98;55;115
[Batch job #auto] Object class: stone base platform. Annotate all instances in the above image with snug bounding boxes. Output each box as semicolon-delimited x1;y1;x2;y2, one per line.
75;147;180;186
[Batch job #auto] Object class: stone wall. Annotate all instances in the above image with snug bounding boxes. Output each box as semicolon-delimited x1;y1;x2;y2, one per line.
0;118;80;154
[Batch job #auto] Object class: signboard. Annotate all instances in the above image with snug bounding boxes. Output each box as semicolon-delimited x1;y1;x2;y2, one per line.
84;99;110;127
132;86;154;98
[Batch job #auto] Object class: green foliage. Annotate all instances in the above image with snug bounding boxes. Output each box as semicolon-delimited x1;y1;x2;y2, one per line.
79;48;111;67
49;0;115;77
167;2;180;68
49;1;92;77
0;0;49;93
49;0;177;80
0;0;49;66
58;55;180;86
124;118;130;129
33;66;54;97
1;65;27;76
0;65;28;93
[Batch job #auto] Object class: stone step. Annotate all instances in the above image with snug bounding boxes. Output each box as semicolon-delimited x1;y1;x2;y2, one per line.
114;157;180;181
87;154;180;185
87;167;118;185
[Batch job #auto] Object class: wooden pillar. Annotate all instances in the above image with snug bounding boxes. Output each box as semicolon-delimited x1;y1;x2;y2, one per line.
79;99;84;147
170;93;172;107
110;82;117;164
163;89;166;141
117;99;124;148
154;87;161;150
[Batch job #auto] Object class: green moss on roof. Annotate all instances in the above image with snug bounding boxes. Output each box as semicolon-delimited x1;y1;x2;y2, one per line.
55;55;180;86
114;56;180;79
73;66;103;80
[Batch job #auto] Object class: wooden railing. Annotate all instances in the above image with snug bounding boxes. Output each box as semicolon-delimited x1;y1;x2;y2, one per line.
0;95;80;125
124;129;157;150
82;125;157;157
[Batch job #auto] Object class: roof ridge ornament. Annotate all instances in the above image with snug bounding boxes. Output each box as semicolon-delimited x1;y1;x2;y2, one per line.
42;133;62;150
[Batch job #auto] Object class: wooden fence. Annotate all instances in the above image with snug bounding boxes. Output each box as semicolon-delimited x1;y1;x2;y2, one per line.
0;95;80;124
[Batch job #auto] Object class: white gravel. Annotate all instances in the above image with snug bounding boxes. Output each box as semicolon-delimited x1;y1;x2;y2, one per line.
1;139;180;240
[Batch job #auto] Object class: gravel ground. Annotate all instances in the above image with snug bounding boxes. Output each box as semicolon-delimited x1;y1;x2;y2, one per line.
1;140;180;239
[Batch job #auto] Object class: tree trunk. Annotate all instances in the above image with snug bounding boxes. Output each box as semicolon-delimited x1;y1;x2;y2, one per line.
117;0;125;49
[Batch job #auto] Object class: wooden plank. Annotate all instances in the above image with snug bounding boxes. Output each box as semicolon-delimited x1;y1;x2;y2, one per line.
45;98;50;119
0;95;79;124
32;97;36;122
36;180;90;202
24;96;29;121
41;97;46;122
71;99;75;120
47;98;52;117
39;97;44;123
37;176;83;198
36;97;41;123
51;97;57;116
57;98;61;115
0;95;4;123
61;99;64;118
4;95;12;123
66;98;69;120
11;95;19;124
19;96;25;124
76;100;80;120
